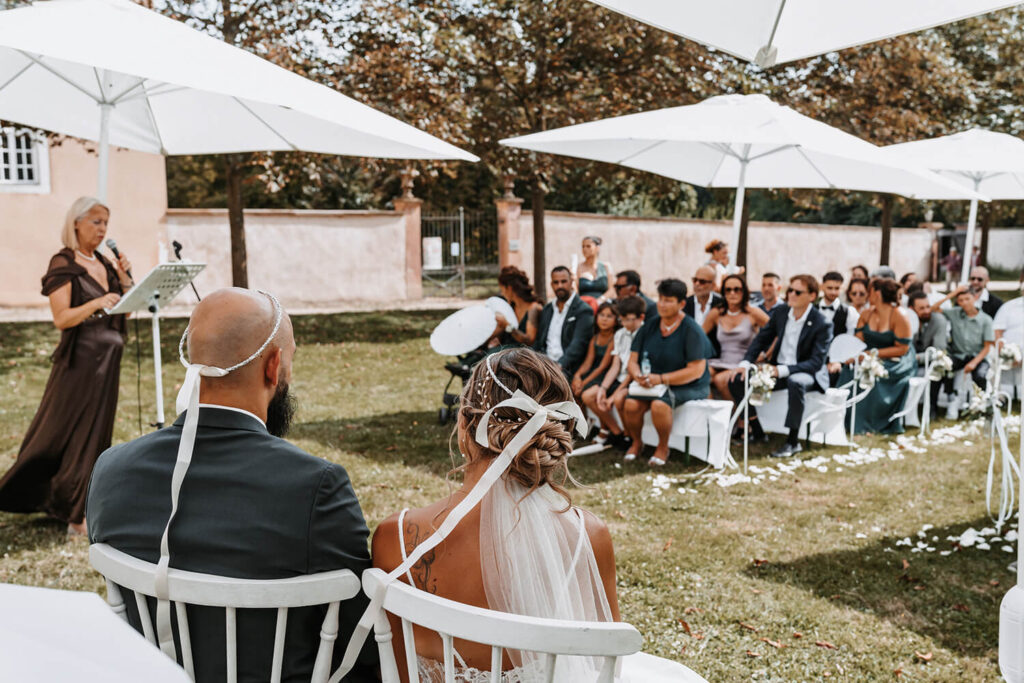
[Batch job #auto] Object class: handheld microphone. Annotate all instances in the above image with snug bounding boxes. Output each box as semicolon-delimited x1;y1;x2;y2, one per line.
105;238;133;280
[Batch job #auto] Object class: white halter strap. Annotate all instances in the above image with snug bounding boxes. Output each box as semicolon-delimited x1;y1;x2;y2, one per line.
329;359;586;682
153;290;283;659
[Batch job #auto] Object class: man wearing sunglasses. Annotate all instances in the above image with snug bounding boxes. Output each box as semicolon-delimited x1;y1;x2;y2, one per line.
613;270;658;320
684;265;723;357
968;266;1003;319
728;274;832;458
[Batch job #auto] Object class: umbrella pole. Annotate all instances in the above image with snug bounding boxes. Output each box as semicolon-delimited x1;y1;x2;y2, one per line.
960;178;981;286
730;158;748;255
96;103;112;202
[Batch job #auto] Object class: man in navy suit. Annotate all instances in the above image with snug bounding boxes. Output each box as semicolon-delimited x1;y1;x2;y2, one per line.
534;266;595;378
728;274;833;458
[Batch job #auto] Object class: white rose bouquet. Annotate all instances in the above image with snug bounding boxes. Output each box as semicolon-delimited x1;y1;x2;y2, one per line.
926;348;954;382
855;348;889;391
999;342;1022;371
748;364;777;406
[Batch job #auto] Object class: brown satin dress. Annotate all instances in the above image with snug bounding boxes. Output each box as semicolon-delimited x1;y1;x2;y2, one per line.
0;248;126;524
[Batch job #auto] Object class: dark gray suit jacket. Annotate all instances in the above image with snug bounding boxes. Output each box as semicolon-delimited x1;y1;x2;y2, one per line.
534;294;594;376
87;407;377;682
914;311;950;365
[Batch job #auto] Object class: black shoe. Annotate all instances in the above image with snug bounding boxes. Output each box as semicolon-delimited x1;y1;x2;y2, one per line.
610;433;633;451
770;442;802;459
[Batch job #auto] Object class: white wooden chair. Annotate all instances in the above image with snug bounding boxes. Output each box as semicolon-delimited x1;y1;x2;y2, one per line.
89;543;362;683
639;399;733;468
363;568;646;683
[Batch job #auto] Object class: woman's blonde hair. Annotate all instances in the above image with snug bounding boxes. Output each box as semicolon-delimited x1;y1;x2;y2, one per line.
61;197;109;250
456;348;580;504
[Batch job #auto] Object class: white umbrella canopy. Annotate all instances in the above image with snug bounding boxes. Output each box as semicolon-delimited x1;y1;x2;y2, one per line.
587;0;1021;67
0;0;477;198
501;94;984;256
884;128;1024;284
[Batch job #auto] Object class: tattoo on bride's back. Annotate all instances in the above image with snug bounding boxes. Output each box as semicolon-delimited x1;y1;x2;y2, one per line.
404;518;439;594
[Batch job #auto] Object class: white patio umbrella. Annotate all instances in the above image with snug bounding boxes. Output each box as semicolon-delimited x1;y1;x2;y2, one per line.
0;0;477;200
883;128;1024;285
501;94;984;259
587;0;1021;68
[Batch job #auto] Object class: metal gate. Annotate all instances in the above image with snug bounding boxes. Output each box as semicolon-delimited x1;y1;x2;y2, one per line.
421;207;498;298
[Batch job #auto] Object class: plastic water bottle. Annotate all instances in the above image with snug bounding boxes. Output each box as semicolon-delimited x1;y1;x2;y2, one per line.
641;352;651;378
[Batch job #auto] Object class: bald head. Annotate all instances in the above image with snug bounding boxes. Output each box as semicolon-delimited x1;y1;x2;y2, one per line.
970;266;990;289
693;265;716;299
187;288;294;386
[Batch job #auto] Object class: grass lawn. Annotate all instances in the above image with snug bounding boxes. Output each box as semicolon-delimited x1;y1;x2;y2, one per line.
0;309;1019;681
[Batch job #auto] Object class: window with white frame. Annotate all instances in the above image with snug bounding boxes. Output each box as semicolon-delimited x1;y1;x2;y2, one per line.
0;126;51;194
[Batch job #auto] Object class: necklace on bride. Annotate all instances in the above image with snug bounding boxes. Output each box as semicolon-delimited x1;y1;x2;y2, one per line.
75;249;97;262
660;317;681;334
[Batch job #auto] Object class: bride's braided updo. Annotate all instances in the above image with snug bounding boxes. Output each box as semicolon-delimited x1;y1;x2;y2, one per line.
457;348;579;498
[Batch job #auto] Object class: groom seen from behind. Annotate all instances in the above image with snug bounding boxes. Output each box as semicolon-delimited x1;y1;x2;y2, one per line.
87;288;378;682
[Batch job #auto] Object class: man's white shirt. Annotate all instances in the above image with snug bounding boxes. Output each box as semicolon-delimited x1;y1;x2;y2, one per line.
693;296;713;327
818;298;856;335
545;291;576;363
776;307;810;379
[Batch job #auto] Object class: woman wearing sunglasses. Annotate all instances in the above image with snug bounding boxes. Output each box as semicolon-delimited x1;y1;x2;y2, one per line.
846;277;870;315
702;275;769;403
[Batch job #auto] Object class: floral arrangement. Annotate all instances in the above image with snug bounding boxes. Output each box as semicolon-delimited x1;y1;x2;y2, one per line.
962;383;994;420
999;342;1022;371
748;364;777;406
855;349;889;391
926;348;954;382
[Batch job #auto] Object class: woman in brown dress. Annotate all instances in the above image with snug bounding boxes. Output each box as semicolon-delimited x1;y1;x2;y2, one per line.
0;197;132;535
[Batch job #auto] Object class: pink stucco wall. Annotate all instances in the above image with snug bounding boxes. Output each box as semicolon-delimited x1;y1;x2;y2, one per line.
508;210;934;298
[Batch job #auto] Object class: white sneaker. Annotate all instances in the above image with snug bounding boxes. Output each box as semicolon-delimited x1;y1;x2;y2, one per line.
945;404;958;421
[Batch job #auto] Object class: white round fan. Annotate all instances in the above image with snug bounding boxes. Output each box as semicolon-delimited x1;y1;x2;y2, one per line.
828;333;866;363
484;297;518;326
429;306;498;356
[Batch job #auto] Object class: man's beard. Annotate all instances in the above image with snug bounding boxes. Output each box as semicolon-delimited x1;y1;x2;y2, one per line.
554;288;571;302
266;383;297;437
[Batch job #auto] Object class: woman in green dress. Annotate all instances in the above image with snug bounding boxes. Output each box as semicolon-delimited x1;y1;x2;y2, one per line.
622;278;712;466
839;277;916;434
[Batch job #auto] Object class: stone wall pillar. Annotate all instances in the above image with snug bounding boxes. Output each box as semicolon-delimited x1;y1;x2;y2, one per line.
496;175;523;270
394;169;423;300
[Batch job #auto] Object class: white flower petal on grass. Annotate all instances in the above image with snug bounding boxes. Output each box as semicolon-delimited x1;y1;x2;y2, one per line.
977;542;991;551
1003;545;1015;553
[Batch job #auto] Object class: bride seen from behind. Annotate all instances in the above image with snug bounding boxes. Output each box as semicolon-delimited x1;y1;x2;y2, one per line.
371;347;619;681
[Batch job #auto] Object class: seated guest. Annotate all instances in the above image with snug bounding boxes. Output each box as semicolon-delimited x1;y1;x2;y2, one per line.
702;275;769;400
838;278;916;434
728;275;832;458
969;266;1004;318
704;238;745;287
623;279;712;466
846;277;870;314
757;272;784;314
685;265;722;328
371;348;696;682
899;272;918;306
576;235;614;305
493;265;543;347
573;302;621;443
87;288;377;682
932;284;995;417
613;269;658;320
593;296;647;451
993;282;1023;345
818;271;857;336
534;266;594;379
910;290;949;414
851;264;869;282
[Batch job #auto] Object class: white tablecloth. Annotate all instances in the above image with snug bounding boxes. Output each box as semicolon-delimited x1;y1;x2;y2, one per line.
0;582;189;682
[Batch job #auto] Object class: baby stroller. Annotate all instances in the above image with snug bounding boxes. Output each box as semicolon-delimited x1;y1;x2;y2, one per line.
437;348;487;424
430;304;510;425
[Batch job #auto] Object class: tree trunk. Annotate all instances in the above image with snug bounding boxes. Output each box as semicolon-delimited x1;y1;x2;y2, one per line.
979;202;993;268
225;154;248;288
879;194;893;267
531;176;546;298
736;194;751;271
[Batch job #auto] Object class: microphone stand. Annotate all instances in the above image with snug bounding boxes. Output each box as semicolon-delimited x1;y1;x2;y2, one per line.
172;241;202;302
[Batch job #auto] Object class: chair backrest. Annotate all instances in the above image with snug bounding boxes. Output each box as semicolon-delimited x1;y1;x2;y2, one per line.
363;568;643;683
89;543;361;683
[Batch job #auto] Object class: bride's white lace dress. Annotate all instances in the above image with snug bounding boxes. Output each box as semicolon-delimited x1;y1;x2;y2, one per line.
397;481;706;683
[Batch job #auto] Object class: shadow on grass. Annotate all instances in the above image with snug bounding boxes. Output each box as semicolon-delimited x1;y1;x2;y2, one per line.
295;412;725;486
750;515;1008;659
0;513;67;554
